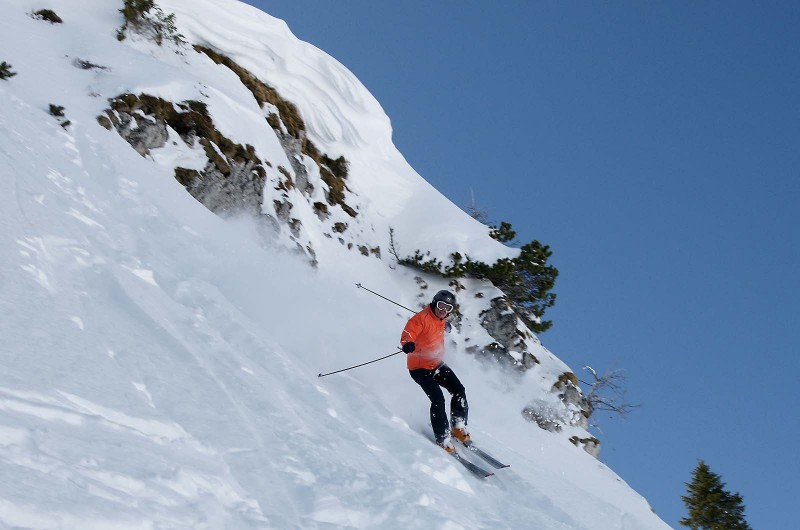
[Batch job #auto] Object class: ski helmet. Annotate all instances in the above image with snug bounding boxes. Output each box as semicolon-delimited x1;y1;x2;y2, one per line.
431;290;456;311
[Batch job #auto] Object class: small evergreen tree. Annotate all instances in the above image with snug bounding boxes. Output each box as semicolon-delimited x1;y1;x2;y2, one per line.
501;240;558;333
118;0;155;37
680;460;752;530
117;0;185;47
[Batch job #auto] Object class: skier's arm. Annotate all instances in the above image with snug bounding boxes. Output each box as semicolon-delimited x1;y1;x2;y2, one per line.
400;316;422;354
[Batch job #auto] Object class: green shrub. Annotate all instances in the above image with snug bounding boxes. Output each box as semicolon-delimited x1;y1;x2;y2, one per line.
399;222;558;333
32;9;63;23
0;61;17;80
48;104;70;128
489;221;516;243
117;0;185;47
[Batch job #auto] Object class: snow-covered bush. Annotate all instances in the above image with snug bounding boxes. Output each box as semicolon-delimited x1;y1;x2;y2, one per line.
0;61;16;80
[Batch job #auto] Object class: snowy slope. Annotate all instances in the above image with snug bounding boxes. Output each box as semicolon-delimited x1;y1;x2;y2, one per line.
0;0;671;528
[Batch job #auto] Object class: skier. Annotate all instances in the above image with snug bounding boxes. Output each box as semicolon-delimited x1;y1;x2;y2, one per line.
400;289;470;453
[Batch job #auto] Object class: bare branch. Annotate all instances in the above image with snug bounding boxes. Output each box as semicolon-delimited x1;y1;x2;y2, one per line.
581;365;641;419
465;188;489;224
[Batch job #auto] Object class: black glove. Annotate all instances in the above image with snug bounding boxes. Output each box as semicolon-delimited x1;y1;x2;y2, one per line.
445;321;452;334
402;342;415;354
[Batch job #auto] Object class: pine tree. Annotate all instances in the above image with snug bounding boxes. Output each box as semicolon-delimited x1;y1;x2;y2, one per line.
680;460;752;530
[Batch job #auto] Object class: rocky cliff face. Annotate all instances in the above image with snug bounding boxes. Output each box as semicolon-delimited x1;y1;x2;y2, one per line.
477;296;539;370
478;297;596;455
98;47;383;265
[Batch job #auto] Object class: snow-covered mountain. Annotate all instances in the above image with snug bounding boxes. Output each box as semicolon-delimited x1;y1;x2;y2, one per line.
0;1;672;528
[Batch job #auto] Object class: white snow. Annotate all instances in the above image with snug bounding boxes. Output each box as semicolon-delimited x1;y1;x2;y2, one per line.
0;0;672;528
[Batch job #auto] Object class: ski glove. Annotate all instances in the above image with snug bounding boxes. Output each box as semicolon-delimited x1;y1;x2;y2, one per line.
402;342;415;354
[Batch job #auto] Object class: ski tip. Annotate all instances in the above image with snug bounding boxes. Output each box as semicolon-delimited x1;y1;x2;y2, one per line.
317;373;322;377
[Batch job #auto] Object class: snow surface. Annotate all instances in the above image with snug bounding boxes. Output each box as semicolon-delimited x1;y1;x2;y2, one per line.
0;0;672;528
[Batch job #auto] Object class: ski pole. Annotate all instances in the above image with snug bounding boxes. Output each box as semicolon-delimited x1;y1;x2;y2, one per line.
355;283;415;314
318;349;403;378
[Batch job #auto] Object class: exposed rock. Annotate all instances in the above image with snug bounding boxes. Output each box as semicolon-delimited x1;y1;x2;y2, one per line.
476;298;594;446
273;199;292;223
521;406;563;433
477;296;539;370
522;397;601;459
102;109;168;156
553;372;591;429
32;9;62;24
277;134;314;196
100;93;287;248
570;436;601;459
313;202;329;221
180;159;265;216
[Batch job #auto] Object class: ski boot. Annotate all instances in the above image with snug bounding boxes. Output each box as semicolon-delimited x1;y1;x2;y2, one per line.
451;424;471;445
437;436;457;454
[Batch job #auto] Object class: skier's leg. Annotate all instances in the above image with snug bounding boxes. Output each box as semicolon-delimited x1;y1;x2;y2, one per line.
409;368;449;443
434;364;468;428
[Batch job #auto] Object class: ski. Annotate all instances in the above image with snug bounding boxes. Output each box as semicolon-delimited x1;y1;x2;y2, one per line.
460;441;509;469
450;451;494;478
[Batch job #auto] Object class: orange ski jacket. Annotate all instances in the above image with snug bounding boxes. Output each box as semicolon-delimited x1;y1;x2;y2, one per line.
400;305;446;371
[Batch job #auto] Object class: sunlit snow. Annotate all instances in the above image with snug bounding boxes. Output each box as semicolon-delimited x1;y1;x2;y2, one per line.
0;0;672;528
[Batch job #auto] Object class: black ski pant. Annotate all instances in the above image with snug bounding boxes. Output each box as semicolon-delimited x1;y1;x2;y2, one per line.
409;364;468;444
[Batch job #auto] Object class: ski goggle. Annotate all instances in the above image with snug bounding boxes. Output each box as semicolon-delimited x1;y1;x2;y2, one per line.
436;301;454;313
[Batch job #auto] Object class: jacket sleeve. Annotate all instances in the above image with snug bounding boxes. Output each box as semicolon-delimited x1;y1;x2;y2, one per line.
400;314;422;346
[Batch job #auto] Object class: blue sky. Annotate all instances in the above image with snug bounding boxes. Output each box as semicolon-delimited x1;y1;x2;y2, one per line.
246;1;799;527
